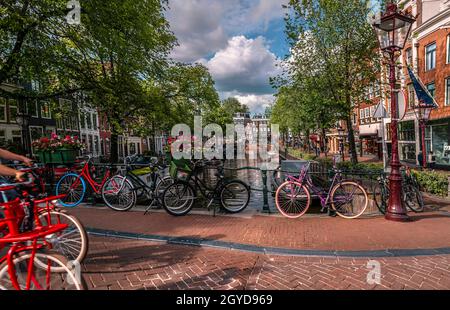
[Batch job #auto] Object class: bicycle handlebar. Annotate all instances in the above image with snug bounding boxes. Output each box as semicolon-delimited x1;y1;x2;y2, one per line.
0;174;34;191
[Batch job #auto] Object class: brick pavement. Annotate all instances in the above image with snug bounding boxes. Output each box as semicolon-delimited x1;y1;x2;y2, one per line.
69;206;450;251
83;236;450;290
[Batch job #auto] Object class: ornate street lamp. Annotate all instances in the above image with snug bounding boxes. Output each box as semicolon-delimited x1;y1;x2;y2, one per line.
373;2;415;222
414;101;433;168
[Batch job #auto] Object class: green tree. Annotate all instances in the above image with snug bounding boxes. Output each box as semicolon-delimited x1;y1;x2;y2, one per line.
281;0;381;163
0;0;84;98
222;97;249;114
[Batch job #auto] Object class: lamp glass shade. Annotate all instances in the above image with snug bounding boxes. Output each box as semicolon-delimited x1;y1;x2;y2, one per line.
373;6;414;51
415;103;433;121
16;114;25;126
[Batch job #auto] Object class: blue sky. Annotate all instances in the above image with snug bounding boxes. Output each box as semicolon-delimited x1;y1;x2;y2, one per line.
166;0;290;114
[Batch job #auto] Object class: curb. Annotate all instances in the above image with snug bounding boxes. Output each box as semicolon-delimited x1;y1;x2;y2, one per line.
87;227;450;258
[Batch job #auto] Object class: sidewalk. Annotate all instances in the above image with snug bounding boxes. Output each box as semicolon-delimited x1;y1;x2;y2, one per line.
69;205;450;253
72;204;450;290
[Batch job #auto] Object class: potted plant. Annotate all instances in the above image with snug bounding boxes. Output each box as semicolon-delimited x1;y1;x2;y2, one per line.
32;133;85;164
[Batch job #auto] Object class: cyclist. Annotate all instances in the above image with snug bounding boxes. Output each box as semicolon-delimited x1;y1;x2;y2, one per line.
0;148;33;202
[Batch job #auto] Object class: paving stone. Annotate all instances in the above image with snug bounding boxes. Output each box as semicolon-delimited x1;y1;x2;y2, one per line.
81;236;450;290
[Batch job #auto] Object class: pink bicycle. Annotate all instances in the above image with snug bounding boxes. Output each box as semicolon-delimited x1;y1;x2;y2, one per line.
275;161;368;219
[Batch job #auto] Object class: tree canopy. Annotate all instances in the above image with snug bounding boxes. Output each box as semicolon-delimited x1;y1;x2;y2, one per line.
272;0;381;163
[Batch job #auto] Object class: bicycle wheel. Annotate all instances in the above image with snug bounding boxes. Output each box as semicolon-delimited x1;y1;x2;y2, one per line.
220;180;250;213
155;176;174;197
0;251;86;290
275;181;311;219
404;184;424;213
162;182;195;216
37;210;89;268
330;181;368;219
373;182;388;215
56;173;86;208
101;175;137;212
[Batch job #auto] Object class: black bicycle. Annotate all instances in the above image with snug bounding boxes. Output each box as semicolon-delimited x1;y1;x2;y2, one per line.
162;159;250;216
374;166;424;214
102;156;173;212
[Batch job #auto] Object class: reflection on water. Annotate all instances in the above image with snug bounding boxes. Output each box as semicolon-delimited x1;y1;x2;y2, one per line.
224;159;279;212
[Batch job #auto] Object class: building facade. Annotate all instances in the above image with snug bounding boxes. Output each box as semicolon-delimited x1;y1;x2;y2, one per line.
399;0;450;168
78;94;101;157
0;83;23;153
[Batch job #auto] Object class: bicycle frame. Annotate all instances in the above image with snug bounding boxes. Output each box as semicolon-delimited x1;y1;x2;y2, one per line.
125;169;163;195
286;171;341;209
0;195;68;290
71;161;111;194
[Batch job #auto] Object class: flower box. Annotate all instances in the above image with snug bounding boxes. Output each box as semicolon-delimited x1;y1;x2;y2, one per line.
36;149;79;164
32;134;84;164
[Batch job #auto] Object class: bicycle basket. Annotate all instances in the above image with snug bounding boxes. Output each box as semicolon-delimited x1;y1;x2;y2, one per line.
169;159;192;181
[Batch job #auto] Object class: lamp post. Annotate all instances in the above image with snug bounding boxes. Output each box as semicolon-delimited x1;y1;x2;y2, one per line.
373;2;415;222
15;99;31;156
414;101;433;168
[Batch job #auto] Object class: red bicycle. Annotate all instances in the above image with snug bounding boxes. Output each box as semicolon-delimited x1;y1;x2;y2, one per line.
6;166;90;264
0;180;86;290
55;156;115;207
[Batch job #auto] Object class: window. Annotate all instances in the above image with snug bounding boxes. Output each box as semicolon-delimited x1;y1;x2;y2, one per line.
0;98;6;122
446;78;450;106
370;106;376;121
367;86;373;99
86;113;92;130
28;100;38;117
9;99;18;122
79;112;86;129
71;116;78;131
94;136;99;155
425;43;436;71
406;48;413;66
365;107;370;119
426;82;436;98
359;109;365;124
56;117;64;130
40;101;51;119
29;126;44;142
374;83;381;97
93;113;98;130
447;35;450;64
31;80;40;92
88;135;93;153
0;129;6;145
11;130;22;145
81;134;87;149
408;84;416;108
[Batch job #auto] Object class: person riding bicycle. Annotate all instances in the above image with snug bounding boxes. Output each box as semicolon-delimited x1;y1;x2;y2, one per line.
0;148;33;202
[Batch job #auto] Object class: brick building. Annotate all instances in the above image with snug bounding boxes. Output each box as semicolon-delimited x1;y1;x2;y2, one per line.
347;0;450;168
398;0;450;168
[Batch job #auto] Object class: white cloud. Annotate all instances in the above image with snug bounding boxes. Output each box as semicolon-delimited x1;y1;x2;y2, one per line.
166;1;288;114
166;0;288;62
234;94;275;115
250;0;288;30
202;36;281;95
166;0;228;62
